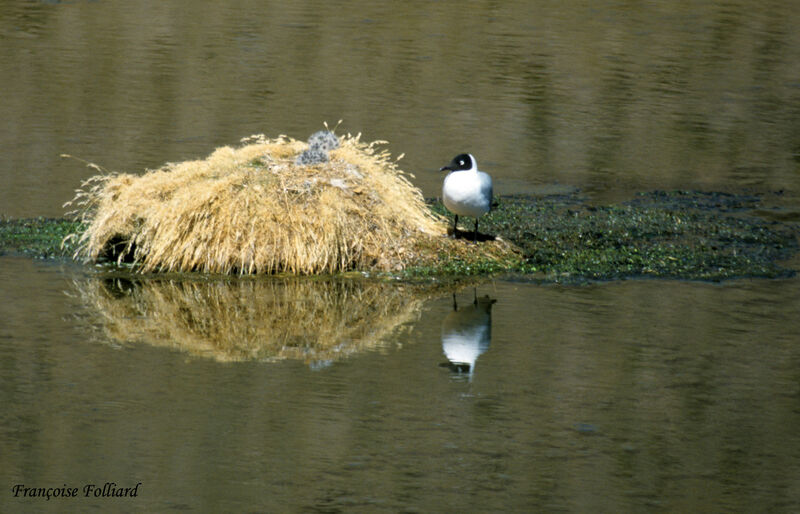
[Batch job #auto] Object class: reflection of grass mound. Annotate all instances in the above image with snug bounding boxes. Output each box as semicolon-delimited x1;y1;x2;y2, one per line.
66;134;518;274
72;276;438;363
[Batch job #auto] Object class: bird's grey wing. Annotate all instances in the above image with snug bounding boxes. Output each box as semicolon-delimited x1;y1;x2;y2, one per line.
479;172;493;209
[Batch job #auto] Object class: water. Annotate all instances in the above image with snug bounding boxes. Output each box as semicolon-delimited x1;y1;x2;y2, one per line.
2;259;799;512
2;1;800;512
2;1;800;216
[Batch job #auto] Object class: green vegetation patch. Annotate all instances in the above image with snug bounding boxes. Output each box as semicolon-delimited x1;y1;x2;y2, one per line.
425;190;798;282
2;190;797;282
0;217;83;259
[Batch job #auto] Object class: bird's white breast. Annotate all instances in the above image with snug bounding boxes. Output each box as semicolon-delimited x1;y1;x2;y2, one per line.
442;170;492;218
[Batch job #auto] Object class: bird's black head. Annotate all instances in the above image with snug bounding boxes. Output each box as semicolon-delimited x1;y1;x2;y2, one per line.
440;153;473;172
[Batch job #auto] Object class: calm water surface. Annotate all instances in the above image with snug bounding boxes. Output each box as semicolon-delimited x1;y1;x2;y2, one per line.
2;0;800;216
2;0;800;512
2;258;800;512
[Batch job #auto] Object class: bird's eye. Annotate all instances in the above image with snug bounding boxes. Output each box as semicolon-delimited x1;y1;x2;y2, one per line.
459;160;464;166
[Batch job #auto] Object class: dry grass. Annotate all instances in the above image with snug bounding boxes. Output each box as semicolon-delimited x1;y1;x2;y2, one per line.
65;133;517;274
70;276;437;363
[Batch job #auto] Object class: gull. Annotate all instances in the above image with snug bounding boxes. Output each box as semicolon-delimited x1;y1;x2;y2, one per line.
439;153;493;241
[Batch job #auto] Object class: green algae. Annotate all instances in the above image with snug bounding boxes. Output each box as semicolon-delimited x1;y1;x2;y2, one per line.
424;190;798;282
2;190;798;282
0;217;83;259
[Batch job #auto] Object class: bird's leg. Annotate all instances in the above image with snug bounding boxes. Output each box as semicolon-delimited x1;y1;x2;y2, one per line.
453;214;459;237
473;219;479;242
452;293;458;311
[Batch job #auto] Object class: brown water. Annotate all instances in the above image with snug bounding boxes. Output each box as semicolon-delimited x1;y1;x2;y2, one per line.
2;1;800;512
2;1;800;217
2;258;800;512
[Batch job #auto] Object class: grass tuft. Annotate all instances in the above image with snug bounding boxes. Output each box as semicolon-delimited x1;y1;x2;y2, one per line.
65;134;517;274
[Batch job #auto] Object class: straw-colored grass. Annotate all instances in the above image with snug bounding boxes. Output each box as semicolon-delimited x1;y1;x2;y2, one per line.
65;133;517;274
70;276;437;363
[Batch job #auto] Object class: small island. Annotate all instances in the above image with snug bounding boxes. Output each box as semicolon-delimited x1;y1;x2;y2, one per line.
1;135;797;283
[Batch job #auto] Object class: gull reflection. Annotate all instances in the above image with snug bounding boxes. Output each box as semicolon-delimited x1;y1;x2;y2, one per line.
440;289;496;380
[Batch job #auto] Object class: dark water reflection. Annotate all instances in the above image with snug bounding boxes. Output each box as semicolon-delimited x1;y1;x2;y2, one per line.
2;257;800;512
2;1;800;217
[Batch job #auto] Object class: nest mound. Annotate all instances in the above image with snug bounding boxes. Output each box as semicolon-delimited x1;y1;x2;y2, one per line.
67;133;517;274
